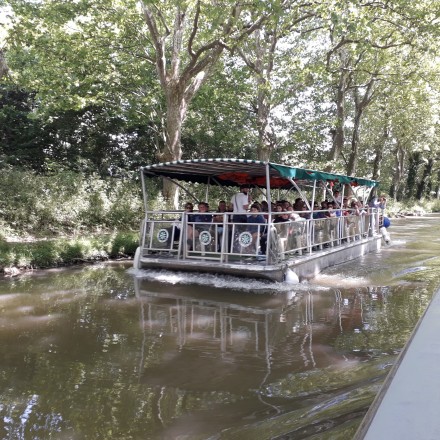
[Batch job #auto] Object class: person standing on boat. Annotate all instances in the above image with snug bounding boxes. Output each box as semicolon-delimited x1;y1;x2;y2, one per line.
231;184;251;223
229;184;251;252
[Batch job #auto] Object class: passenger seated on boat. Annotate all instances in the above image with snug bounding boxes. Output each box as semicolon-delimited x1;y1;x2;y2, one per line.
213;200;227;221
166;202;194;248
327;202;337;217
187;202;213;251
274;210;293;236
273;209;290;225
369;194;387;211
247;203;266;251
315;201;328;219
213;200;228;250
312;201;320;219
192;202;213;232
323;202;338;246
272;203;284;220
348;199;364;237
299;203;311;220
272;209;305;256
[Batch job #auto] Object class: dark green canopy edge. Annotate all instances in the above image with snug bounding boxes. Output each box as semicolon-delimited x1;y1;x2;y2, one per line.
141;158;378;188
270;164;378;187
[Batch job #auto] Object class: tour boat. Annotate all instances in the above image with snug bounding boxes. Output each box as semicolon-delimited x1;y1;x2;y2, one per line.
133;159;383;282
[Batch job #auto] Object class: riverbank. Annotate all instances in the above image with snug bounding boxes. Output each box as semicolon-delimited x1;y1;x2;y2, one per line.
0;231;138;276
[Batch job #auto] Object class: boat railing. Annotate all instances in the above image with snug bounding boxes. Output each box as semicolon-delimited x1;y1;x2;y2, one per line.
140;209;380;264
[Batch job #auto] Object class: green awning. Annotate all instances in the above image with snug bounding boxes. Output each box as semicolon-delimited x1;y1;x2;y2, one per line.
269;164;378;187
141;159;379;188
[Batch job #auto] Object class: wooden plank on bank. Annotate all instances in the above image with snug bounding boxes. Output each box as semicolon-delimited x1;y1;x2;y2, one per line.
355;287;440;439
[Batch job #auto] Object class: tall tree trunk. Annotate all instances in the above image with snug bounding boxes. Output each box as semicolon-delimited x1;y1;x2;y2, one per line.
406;151;422;199
371;111;389;181
256;86;272;161
239;27;278;162
0;50;9;79
163;83;185;163
416;157;434;200
346;98;361;176
325;43;353;173
346;79;375;175
161;84;186;204
141;1;266;205
390;140;406;201
326;68;350;171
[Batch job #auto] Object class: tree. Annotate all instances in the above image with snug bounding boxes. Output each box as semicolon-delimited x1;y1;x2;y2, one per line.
0;49;8;79
0;85;49;170
321;0;439;177
235;2;316;161
5;0;274;202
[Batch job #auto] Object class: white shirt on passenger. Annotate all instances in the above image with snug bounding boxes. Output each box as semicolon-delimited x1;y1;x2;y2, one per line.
231;192;249;213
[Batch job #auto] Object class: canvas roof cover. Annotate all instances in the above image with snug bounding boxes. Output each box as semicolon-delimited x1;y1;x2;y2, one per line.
141;158;378;189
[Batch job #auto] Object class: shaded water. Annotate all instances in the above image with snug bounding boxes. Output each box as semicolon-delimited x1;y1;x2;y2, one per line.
1;215;440;439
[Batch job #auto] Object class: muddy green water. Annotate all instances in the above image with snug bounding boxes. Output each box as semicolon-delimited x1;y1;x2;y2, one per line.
1;215;440;440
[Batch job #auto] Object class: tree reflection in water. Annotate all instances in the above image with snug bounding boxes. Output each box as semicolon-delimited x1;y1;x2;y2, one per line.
1;215;440;438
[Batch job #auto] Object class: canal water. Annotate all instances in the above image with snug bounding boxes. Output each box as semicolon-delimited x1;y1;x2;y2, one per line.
1;215;440;440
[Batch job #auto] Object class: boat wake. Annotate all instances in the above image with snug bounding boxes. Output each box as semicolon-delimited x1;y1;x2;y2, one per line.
310;273;371;288
128;267;328;294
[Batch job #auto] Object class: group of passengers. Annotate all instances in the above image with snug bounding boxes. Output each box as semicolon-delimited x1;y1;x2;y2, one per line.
173;186;386;252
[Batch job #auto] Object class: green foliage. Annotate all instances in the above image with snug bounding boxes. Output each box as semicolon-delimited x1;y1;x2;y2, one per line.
109;231;139;258
0;232;139;269
2;0;440;204
0;85;159;176
430;200;440;213
0;169;144;236
0;86;49;171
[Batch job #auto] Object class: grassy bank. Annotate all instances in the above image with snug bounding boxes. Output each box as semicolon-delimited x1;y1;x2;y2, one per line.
0;169;146;274
0;231;139;274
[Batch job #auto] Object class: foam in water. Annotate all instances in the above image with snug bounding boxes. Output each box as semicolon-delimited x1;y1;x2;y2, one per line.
128;267;325;293
311;273;371;288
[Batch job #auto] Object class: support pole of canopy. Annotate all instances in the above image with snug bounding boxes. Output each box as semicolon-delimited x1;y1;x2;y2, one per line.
288;178;311;210
141;169;148;212
212;177;235;198
311;180;317;214
162;175;198;204
265;163;272;208
205;177;210;203
265;163;273;263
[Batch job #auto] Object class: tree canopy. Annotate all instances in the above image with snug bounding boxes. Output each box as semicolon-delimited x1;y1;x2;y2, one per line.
1;0;440;201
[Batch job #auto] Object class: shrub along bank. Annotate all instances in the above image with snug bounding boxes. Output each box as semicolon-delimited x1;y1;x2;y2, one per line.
0;169;147;274
0;232;139;274
0;169;145;238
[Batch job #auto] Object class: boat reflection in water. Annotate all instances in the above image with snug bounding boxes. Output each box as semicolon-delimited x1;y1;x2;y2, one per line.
132;274;396;438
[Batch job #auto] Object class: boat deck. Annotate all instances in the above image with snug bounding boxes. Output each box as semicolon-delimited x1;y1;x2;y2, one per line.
137;234;382;282
355;286;440;439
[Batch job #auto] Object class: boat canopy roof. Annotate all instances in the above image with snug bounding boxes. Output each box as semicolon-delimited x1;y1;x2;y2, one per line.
141;158;378;189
